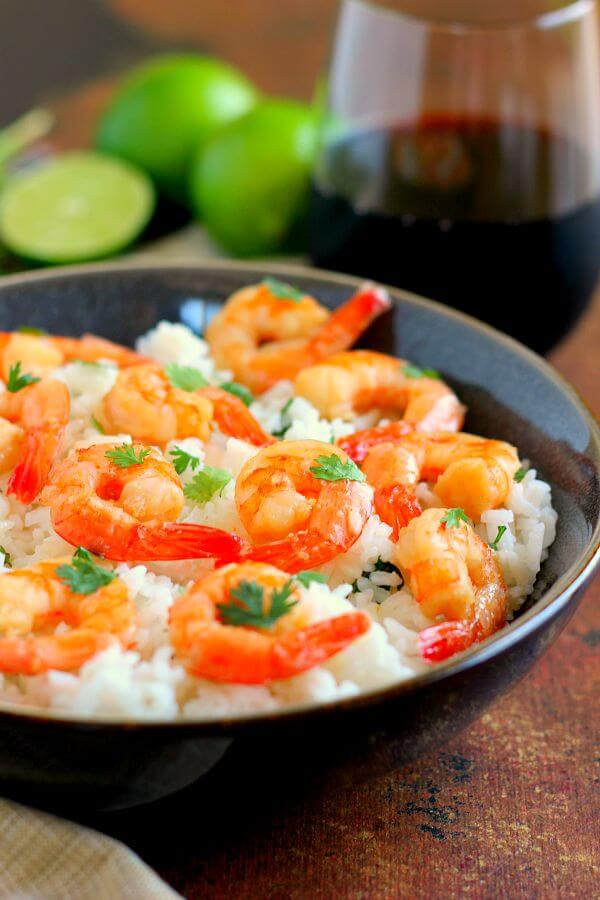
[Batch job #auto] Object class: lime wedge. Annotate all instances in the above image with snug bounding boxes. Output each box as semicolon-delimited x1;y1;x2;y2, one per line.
0;151;155;263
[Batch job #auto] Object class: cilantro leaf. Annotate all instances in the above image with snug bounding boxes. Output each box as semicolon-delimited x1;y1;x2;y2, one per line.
261;277;304;303
489;525;508;551
403;363;440;380
441;508;471;529
90;415;105;434
218;578;297;628
0;546;12;568
105;444;151;468
6;361;40;393
514;467;526;483
219;381;254;407
56;547;116;595
184;466;231;504
165;363;208;392
17;325;46;336
295;570;327;588
272;397;294;438
170;446;201;476
310;453;365;483
373;558;401;575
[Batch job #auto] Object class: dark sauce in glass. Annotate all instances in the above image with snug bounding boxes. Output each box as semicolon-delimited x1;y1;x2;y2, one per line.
311;116;600;352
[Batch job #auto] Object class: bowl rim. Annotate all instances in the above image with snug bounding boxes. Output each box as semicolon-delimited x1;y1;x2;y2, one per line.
0;257;597;731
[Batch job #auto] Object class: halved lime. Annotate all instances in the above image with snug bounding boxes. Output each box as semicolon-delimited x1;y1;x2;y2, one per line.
0;152;155;263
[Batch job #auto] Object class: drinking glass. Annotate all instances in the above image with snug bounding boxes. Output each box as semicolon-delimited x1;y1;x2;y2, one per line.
311;0;600;352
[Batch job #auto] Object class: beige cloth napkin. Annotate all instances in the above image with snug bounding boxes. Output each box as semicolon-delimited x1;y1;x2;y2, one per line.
0;798;180;899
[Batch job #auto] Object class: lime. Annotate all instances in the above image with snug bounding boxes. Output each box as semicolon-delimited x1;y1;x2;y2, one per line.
96;55;258;203
190;99;318;256
0;152;155;264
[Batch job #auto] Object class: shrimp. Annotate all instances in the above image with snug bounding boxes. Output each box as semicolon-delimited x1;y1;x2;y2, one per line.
0;557;135;674
0;378;70;504
393;508;507;662
295;350;465;430
235;440;373;572
98;365;273;447
361;443;422;539
205;281;391;394
169;561;370;683
0;331;147;380
39;443;245;562
353;432;519;521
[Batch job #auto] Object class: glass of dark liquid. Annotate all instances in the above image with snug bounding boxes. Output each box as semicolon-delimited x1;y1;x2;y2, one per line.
311;0;600;353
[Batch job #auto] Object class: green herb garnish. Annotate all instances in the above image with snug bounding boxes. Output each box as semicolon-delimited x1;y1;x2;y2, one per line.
489;525;507;551
402;363;440;380
441;508;471;529
170;446;201;476
261;277;304;303
184;467;231;504
165;363;208;392
272;397;294;438
16;325;46;336
56;547;116;595
6;361;40;393
514;467;526;483
295;570;327;588
105;444;151;468
373;558;401;575
310;453;365;483
90;415;105;434
218;579;297;628
219;381;254;407
0;546;12;568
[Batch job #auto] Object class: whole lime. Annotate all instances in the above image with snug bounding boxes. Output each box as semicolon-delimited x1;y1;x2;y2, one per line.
189;99;318;257
96;55;258;203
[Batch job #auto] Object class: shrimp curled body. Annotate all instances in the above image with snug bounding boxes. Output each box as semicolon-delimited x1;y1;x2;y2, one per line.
206;282;391;394
40;443;244;562
296;350;465;431
170;562;370;683
0;331;147;380
236;440;373;573
0;558;135;674
394;508;508;662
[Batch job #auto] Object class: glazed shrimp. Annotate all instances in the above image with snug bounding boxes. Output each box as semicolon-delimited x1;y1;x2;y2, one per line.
98;365;273;447
0;331;147;380
355;432;519;521
295;350;464;429
170;562;370;683
0;378;70;504
236;440;373;573
361;443;422;539
0;557;135;674
394;508;507;662
206;281;391;394
39;443;244;562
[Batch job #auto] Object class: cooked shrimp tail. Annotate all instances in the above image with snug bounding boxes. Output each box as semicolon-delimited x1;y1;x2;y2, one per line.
302;283;391;361
338;421;414;464
7;429;62;505
198;386;274;447
51;334;149;367
417;621;473;663
0;631;115;675
110;522;246;563
373;484;422;540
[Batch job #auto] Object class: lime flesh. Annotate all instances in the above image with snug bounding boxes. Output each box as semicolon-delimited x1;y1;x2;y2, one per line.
0;152;155;264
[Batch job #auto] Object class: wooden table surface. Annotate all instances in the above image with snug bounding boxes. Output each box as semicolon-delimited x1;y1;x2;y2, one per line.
21;1;600;895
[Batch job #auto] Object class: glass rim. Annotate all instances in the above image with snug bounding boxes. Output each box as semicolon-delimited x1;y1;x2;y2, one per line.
350;0;596;34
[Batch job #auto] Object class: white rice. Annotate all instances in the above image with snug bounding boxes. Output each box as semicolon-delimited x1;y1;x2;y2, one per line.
0;321;558;720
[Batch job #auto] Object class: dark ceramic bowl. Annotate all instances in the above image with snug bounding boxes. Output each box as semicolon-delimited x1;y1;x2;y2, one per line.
0;260;597;813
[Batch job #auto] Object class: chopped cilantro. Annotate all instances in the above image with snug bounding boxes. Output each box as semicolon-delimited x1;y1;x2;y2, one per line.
56;547;116;595
218;579;297;628
16;326;46;336
514;467;526;483
90;415;105;434
219;381;254;407
310;453;365;483
184;466;231;504
441;508;471;529
402;363;440;380
261;277;304;303
105;444;151;468
6;361;40;393
170;446;201;476
165;363;208;392
272;397;294;438
295;570;327;588
489;525;508;551
0;546;12;568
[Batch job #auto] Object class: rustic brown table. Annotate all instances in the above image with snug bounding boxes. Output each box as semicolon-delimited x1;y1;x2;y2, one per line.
36;1;600;895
